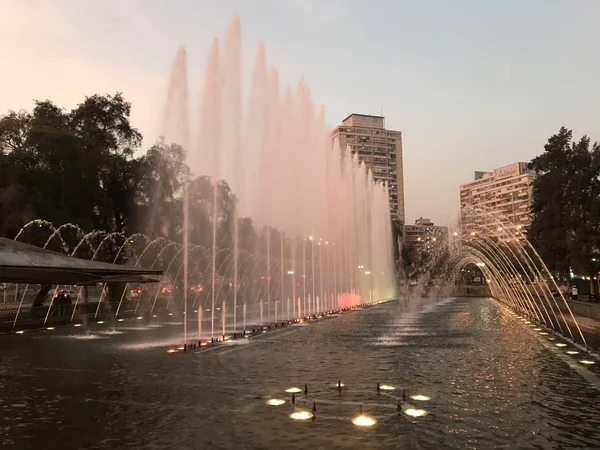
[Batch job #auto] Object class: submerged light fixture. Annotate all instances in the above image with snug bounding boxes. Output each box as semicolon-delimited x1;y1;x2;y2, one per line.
410;395;431;401
352;414;376;427
290;410;313;420
404;408;428;418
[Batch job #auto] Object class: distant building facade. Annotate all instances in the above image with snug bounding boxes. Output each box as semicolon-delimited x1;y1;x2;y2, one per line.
404;217;448;251
459;162;534;239
332;114;405;223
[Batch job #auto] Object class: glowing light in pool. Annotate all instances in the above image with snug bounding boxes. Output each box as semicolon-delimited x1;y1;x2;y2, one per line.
73;324;81;327
266;399;285;406
352;414;376;427
117;319;124;322
166;349;177;353
46;327;55;330
579;360;595;365
524;321;531;324
168;313;173;316
285;387;301;393
332;383;345;388
290;410;313;420
410;395;431;401
566;351;580;355
15;330;24;334
404;408;428;417
539;332;548;335
379;384;395;391
555;343;567;347
152;315;157;318
136;316;143;320
533;328;542;331
97;321;104;324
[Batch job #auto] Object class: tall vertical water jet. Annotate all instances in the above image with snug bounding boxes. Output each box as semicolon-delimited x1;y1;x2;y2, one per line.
199;38;221;339
223;17;242;333
162;46;190;343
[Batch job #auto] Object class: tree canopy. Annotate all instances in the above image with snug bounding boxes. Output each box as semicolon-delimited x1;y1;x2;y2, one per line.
0;93;258;251
529;127;600;278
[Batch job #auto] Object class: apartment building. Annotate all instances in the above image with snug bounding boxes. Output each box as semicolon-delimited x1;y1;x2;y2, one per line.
459;162;534;239
332;114;405;223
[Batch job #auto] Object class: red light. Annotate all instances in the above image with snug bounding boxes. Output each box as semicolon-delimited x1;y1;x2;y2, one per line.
266;275;271;281
229;282;233;287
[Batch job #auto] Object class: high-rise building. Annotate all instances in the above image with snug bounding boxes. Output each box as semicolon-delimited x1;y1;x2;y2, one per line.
404;217;448;251
459;162;534;239
332;114;405;223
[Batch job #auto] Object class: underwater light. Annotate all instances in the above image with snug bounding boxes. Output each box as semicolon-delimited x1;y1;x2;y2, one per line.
166;349;177;353
404;408;428;417
136;316;143;320
266;399;285;406
46;327;55;330
15;330;24;334
96;321;104;324
285;387;302;393
566;350;579;355
379;384;395;391
290;410;313;420
117;318;124;322
73;324;81;327
352;414;376;426
410;395;431;401
579;360;595;365
555;343;567;347
533;328;542;331
539;332;549;335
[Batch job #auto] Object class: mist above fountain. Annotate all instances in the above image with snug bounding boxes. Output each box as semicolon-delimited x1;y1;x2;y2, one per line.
159;16;396;342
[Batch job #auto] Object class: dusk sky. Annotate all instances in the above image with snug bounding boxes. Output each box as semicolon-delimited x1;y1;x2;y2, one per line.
2;0;599;226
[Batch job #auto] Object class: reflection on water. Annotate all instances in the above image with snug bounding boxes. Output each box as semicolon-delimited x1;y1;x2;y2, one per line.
1;297;600;449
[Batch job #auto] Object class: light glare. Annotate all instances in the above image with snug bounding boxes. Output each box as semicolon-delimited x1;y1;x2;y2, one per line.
266;399;285;406
290;410;313;420
352;414;376;426
404;408;428;417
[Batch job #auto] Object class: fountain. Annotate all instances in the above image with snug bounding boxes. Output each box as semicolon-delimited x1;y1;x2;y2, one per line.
4;16;397;338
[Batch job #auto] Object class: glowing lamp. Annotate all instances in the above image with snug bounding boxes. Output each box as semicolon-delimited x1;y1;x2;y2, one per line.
352;414;376;426
404;408;428;417
410;395;431;401
290;410;313;420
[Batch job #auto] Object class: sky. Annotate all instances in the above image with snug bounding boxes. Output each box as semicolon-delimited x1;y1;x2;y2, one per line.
2;0;600;227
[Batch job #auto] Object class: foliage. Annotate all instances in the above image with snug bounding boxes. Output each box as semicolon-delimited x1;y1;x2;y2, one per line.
0;94;302;265
529;127;600;278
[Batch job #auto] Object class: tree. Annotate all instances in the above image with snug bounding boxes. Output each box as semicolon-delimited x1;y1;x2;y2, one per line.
529;127;600;280
0;93;143;235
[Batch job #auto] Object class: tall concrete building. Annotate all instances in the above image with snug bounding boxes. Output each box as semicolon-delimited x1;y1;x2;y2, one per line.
404;217;448;252
332;114;405;223
459;162;534;239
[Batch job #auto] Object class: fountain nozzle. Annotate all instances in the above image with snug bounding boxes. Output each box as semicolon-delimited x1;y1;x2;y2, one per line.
304;384;308;396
